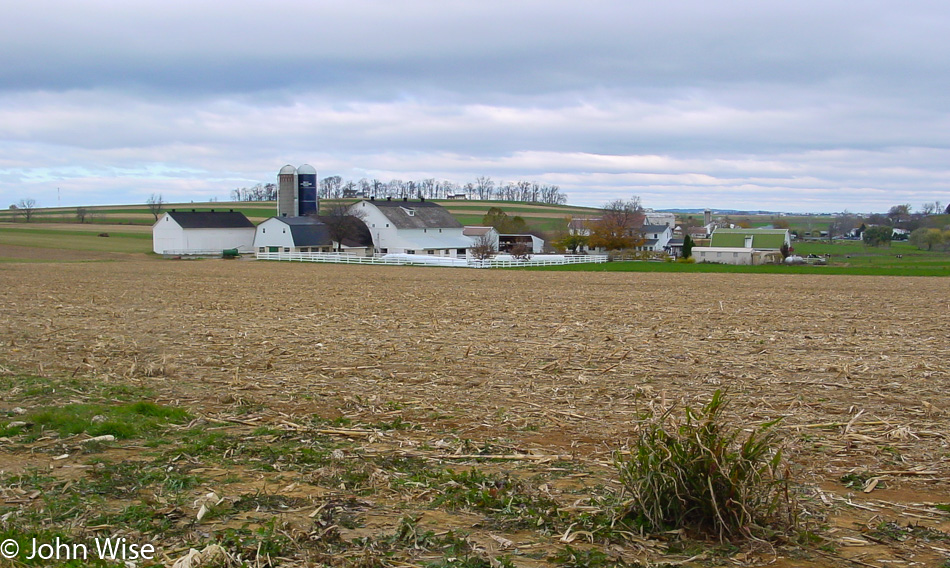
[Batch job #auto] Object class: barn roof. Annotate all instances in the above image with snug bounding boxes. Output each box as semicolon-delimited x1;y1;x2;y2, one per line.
167;210;254;229
271;216;373;248
710;228;789;249
363;199;462;229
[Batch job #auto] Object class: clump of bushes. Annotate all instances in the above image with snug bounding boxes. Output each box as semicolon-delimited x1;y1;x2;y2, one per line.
615;390;794;542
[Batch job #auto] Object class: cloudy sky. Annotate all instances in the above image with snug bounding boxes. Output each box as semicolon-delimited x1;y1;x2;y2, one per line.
2;1;949;213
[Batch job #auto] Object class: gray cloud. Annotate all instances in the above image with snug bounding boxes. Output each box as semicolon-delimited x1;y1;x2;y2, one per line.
1;1;949;211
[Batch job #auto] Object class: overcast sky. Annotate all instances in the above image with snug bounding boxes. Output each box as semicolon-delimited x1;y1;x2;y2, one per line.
2;1;949;213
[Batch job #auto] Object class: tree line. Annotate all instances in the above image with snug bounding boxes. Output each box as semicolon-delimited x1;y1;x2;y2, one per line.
231;176;567;205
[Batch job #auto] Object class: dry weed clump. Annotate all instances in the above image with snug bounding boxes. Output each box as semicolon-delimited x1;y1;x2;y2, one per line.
615;390;794;543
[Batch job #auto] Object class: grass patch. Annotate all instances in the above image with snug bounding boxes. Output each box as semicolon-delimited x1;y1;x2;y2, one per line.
615;390;794;542
2;401;190;440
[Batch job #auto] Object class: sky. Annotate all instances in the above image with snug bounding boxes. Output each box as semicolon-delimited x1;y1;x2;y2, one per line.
1;1;949;214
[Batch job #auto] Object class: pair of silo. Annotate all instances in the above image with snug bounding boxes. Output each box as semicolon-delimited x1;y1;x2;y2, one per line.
277;164;319;217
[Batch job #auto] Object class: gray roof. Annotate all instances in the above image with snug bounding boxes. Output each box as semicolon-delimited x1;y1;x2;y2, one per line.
167;210;254;229
366;199;462;229
641;224;669;233
273;216;373;248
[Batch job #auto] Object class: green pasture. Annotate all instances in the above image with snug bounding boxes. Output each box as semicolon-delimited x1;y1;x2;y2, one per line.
0;226;153;255
528;260;948;276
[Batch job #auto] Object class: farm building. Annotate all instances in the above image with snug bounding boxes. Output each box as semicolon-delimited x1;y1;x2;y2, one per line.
498;233;545;254
254;216;373;255
692;228;789;265
709;228;791;250
351;197;472;256
152;210;255;255
637;224;673;253
463;226;499;251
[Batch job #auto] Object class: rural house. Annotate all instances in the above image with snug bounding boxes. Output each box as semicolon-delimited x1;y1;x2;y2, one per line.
637;224;673;253
254;216;373;255
152;209;255;255
351;197;472;256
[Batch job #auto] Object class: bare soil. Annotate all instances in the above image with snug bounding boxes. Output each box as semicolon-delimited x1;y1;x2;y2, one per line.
0;259;948;567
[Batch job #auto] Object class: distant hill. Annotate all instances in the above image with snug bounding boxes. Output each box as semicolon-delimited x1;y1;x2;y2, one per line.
0;199;602;236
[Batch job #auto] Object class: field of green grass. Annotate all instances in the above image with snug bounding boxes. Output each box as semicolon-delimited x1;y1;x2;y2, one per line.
0;225;153;256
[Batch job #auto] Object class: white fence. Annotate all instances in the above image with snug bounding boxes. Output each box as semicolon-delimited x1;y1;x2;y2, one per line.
255;251;608;268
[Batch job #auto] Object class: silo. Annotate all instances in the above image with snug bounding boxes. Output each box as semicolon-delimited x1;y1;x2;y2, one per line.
296;164;318;216
277;165;297;217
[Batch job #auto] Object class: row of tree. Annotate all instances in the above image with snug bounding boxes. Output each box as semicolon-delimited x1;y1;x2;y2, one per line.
231;176;568;205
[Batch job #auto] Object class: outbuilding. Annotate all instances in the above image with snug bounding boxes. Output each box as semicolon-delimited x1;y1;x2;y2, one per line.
254;216;373;255
152;209;256;255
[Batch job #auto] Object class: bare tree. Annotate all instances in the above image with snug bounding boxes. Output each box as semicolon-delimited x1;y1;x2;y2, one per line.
76;207;89;223
588;197;645;251
316;203;366;252
146;194;164;221
827;212;858;242
17;198;36;222
469;234;495;261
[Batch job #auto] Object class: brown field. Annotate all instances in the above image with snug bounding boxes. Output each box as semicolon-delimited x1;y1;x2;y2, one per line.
0;258;948;567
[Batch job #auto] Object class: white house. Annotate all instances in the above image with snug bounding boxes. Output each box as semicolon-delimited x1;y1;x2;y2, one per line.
638;224;673;253
350;198;472;256
254;216;373;255
152;210;256;255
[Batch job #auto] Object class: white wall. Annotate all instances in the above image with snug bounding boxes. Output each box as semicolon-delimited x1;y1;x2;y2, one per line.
152;215;255;254
692;247;754;265
253;218;297;252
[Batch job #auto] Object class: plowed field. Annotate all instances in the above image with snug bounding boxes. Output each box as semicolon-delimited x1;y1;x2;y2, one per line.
0;259;948;567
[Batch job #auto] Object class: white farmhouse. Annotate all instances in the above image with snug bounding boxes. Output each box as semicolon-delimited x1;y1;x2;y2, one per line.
152;209;256;255
638;224;673;253
351;198;472;256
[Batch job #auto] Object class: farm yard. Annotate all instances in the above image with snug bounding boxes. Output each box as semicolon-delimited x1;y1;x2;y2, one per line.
0;257;948;567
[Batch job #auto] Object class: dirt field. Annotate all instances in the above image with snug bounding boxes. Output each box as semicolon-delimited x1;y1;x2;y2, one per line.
0;259;948;567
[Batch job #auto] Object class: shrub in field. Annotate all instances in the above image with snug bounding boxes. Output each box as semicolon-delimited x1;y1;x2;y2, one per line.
615;390;793;542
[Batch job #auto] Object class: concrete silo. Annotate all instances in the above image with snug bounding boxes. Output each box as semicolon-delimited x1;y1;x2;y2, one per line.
277;165;297;217
296;164;318;216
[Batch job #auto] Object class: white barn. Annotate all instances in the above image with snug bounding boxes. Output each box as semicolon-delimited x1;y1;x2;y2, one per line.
254;216;373;255
152;210;256;255
350;198;472;256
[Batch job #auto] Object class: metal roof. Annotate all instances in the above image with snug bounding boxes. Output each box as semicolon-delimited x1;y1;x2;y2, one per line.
364;199;462;229
166;210;254;229
710;229;789;249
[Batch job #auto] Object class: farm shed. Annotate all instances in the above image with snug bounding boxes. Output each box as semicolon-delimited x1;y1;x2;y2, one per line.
498;233;545;253
692;247;783;265
152;210;255;255
709;228;791;250
254;216;372;255
463;226;499;250
351;197;472;256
